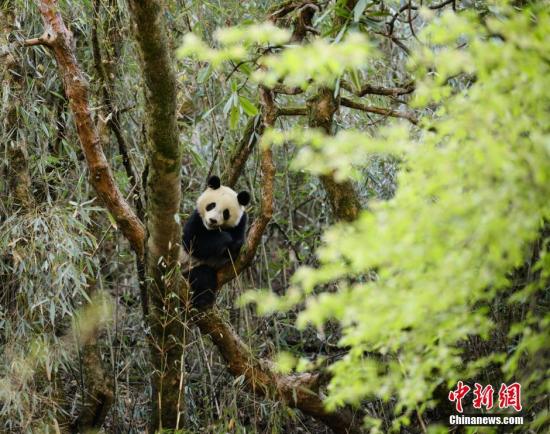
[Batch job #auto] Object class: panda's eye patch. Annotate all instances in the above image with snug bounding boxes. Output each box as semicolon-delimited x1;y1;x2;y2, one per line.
223;209;230;220
206;202;216;211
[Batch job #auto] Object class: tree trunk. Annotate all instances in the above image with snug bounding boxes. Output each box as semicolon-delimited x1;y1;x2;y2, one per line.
127;1;186;431
308;88;361;222
1;8;34;209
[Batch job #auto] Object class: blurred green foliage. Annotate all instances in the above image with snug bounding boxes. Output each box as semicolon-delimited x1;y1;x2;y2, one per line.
237;2;550;431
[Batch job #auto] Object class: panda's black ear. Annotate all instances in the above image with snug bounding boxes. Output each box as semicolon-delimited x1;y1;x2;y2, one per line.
237;191;250;206
207;176;221;189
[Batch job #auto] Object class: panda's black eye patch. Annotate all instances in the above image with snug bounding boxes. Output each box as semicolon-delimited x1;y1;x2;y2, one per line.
223;209;230;220
206;202;216;211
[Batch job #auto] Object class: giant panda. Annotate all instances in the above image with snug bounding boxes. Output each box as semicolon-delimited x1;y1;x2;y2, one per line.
182;176;250;309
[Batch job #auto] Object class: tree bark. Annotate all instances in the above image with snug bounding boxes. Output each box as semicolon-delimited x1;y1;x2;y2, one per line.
217;87;276;285
308;88;361;222
1;8;34;209
195;309;363;434
223;115;264;188
127;1;186;431
36;0;145;256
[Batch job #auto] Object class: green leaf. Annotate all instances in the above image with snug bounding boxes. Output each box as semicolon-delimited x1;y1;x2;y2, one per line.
223;93;236;115
239;96;259;116
353;0;368;22
197;64;212;83
106;212;118;230
229;106;240;130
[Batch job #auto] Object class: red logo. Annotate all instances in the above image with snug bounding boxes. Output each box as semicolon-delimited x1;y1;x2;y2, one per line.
449;382;522;413
473;383;494;410
448;381;471;413
498;383;522;411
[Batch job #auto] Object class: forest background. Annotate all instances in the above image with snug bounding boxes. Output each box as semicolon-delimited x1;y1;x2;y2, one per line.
0;0;548;433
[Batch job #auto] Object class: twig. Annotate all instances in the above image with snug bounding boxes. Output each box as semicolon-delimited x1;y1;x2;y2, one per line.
340;96;418;125
277;106;308;116
340;80;415;97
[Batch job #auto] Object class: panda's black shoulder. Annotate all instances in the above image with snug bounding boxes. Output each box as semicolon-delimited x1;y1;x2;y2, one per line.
183;210;206;249
184;209;205;230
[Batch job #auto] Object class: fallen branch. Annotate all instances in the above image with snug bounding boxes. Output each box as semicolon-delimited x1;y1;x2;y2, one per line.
340;96;418;125
35;0;145;256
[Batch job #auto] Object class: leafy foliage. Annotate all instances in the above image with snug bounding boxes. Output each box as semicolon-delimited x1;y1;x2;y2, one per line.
243;2;550;431
2;0;548;432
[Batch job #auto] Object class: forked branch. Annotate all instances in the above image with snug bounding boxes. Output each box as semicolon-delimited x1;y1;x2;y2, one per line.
35;0;145;256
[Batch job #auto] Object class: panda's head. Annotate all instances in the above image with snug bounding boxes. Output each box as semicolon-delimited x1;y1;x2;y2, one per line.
196;176;250;230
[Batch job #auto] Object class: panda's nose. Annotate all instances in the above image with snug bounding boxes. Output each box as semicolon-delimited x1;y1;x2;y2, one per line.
209;218;218;225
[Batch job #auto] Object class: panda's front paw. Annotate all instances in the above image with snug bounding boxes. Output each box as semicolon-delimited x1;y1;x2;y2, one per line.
191;288;216;310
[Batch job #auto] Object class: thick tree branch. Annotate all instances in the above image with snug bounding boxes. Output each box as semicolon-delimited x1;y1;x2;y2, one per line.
35;0;145;257
195;309;362;434
283;2;362;222
217;88;276;286
277;106;308;116
91;0;144;220
223;115;264;189
128;0;181;264
91;0;148;317
308;88;362;221
340;80;415;97
340;96;418;125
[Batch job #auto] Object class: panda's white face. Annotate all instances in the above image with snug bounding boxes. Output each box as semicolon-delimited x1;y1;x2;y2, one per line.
197;185;244;230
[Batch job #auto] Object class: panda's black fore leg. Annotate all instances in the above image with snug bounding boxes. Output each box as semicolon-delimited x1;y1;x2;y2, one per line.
189;265;218;309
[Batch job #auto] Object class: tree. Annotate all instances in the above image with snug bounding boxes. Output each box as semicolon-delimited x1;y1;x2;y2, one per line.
1;0;547;433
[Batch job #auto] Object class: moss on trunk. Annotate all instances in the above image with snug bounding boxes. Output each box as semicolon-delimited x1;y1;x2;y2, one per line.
127;1;186;430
